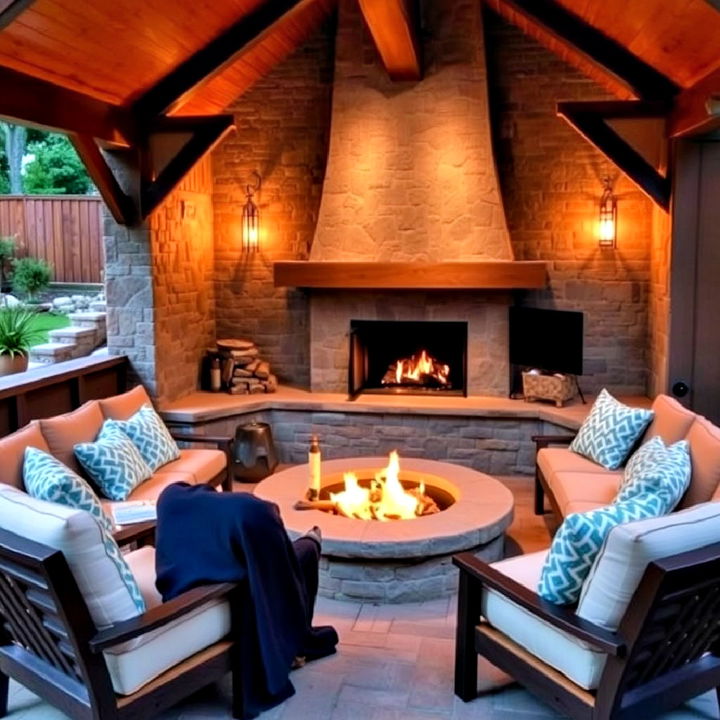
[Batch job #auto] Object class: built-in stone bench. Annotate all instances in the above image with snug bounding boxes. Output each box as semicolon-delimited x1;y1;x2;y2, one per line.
161;388;646;476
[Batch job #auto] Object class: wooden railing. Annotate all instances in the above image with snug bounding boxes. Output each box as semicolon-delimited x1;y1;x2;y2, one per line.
0;195;104;283
0;355;128;436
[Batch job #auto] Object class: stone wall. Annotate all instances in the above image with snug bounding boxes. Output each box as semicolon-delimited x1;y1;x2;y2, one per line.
485;14;654;395
150;158;216;404
212;20;335;388
311;0;512;262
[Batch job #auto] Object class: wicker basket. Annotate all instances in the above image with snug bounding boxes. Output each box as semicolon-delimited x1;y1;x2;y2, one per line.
522;372;576;408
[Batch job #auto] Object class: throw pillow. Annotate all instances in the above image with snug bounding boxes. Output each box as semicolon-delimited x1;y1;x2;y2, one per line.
570;389;654;470
74;423;152;501
23;447;115;535
615;436;691;513
538;496;667;605
106;404;179;472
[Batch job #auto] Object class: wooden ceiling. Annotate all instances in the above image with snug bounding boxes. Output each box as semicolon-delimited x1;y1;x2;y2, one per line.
554;0;720;89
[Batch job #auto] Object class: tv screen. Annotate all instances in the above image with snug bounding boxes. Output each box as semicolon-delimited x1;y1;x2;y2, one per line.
509;307;584;376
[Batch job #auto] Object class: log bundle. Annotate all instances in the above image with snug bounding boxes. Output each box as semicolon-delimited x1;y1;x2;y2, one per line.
210;338;278;394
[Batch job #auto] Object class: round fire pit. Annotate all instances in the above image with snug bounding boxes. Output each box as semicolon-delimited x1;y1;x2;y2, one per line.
254;457;514;603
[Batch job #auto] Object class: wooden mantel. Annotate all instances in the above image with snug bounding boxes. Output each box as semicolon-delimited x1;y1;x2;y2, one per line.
273;261;548;289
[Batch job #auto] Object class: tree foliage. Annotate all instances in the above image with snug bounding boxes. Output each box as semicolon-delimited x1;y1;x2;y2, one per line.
23;133;92;195
11;257;52;301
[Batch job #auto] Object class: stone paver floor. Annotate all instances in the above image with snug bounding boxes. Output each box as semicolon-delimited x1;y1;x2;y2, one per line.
6;595;719;720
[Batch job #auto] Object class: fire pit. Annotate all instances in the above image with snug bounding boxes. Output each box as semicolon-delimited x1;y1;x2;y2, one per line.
254;456;514;603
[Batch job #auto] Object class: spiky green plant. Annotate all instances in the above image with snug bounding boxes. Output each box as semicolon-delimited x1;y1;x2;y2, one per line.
0;306;44;357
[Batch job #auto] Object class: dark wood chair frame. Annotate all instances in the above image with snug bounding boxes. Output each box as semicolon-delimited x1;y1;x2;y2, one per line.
0;528;244;720
454;543;720;720
532;433;577;516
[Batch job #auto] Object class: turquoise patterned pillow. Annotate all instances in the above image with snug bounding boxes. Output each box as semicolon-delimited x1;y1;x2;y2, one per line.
570;389;654;470
616;436;691;513
23;447;115;535
74;423;152;501
97;521;146;614
538;497;667;605
106;404;179;472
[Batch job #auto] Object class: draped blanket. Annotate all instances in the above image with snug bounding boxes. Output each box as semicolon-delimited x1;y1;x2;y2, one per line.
155;483;337;718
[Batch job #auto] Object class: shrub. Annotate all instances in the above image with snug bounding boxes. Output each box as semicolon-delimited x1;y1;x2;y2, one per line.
0;306;43;356
0;236;15;289
12;257;52;301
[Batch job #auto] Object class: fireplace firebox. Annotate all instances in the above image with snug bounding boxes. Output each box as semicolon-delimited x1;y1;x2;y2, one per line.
348;320;468;399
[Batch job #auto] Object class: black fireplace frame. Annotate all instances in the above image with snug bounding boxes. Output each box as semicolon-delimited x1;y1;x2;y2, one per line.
348;320;468;400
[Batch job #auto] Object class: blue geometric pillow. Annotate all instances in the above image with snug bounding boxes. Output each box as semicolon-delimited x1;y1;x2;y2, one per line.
538;496;667;605
97;523;146;614
74;423;152;501
106;404;179;472
23;447;115;535
616;437;691;513
570;389;654;470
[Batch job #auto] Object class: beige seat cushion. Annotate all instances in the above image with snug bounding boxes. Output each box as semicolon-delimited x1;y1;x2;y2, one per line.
39;401;105;476
678;417;720;509
481;551;606;690
154;449;226;485
100;385;153;421
108;545;231;695
537;447;610;478
644;395;696;445
547;471;623;516
0;421;50;490
125;471;201;503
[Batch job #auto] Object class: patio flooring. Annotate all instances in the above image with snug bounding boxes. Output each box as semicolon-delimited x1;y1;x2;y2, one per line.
5;477;719;719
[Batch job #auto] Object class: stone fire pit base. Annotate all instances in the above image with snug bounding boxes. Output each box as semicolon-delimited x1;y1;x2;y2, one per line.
254;457;514;604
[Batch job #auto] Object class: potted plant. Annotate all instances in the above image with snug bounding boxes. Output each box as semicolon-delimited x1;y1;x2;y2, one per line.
11;257;52;303
0;306;43;375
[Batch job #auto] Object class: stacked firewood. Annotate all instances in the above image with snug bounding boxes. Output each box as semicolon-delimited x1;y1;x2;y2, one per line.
212;339;278;394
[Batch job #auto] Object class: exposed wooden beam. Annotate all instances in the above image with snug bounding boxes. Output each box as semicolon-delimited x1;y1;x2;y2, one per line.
668;67;720;138
0;0;35;30
557;102;670;210
486;0;679;101
556;100;672;119
140;116;235;219
0;66;132;146
132;0;315;119
70;136;137;225
358;0;421;81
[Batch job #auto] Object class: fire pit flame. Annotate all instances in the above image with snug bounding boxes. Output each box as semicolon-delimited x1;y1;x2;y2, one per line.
329;451;439;521
381;349;450;388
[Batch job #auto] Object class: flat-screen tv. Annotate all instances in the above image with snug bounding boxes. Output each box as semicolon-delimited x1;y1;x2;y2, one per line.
509;307;584;376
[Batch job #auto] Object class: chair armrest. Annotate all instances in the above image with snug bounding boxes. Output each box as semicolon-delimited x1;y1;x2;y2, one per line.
532;434;577;450
452;552;625;656
112;520;155;548
89;582;237;652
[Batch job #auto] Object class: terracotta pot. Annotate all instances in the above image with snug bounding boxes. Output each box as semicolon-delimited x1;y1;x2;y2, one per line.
0;353;28;376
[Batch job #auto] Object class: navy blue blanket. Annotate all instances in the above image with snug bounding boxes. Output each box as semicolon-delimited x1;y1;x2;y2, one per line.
155;483;337;718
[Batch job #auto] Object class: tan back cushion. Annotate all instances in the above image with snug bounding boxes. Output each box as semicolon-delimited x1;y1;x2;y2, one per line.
39;401;104;475
644;395;696;445
678;416;720;509
100;385;153;421
0;421;50;490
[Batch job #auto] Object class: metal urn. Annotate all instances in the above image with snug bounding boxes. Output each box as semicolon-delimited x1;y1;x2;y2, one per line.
232;421;279;482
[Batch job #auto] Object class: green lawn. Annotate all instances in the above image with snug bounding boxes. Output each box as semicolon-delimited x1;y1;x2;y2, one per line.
30;313;71;344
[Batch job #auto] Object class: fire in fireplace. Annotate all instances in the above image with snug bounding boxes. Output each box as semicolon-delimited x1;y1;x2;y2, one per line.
348;320;468;399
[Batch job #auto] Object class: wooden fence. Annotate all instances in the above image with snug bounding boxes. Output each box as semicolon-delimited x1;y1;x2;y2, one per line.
0;195;104;284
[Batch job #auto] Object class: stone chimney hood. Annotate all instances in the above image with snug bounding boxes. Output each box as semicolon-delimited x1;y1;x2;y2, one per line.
273;0;547;291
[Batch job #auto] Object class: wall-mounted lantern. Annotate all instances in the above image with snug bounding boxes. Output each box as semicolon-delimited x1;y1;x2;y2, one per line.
598;176;617;249
242;171;261;252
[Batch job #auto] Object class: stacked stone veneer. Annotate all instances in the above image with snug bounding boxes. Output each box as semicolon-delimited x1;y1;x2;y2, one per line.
486;15;656;394
169;409;571;477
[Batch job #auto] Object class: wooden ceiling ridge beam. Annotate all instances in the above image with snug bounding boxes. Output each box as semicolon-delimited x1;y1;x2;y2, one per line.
358;0;422;81
0;65;133;146
131;0;315;119
486;0;679;101
669;66;720;138
557;102;670;210
140;115;235;219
